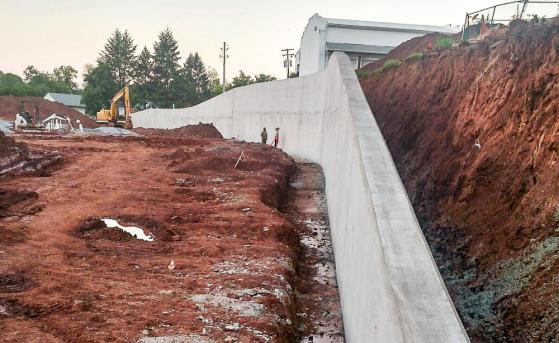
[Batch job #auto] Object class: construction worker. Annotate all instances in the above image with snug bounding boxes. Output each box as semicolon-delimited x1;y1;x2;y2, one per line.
261;127;268;144
272;128;280;148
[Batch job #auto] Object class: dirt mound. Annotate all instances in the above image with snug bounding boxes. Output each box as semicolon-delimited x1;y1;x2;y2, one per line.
0;189;38;218
360;20;559;342
134;123;223;139
0;131;29;169
0;95;99;128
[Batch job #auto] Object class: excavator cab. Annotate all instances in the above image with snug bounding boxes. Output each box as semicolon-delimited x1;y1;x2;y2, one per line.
96;85;132;129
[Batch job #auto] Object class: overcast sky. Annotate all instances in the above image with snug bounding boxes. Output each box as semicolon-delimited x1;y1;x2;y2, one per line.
1;0;558;83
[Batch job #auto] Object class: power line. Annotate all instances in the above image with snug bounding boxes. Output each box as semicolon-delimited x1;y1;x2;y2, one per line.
219;42;229;94
281;48;295;79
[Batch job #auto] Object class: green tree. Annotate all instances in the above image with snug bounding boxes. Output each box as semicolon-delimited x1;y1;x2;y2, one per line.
99;29;137;86
132;46;155;108
0;72;28;96
227;70;253;90
82;63;118;114
152;28;181;106
207;67;222;96
184;52;210;104
254;74;277;83
23;66;43;82
52;65;79;91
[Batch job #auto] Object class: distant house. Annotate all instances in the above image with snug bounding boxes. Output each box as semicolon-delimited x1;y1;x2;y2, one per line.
296;14;459;76
43;93;86;114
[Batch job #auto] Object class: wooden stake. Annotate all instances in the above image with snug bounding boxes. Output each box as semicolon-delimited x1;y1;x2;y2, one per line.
235;151;244;169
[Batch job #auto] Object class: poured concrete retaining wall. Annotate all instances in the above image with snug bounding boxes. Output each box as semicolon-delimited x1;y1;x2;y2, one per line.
133;52;470;343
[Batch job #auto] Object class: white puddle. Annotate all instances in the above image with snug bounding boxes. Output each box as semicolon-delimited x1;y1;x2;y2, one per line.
101;218;154;242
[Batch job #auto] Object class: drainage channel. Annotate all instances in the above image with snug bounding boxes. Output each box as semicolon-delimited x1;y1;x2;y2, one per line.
285;160;345;342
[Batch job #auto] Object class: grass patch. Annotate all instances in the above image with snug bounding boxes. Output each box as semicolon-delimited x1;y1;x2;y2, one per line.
356;58;402;79
404;52;424;62
356;69;373;79
381;59;402;71
436;36;454;49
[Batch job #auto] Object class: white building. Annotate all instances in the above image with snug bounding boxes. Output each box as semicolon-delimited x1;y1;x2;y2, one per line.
44;93;86;114
41;113;70;131
296;14;458;76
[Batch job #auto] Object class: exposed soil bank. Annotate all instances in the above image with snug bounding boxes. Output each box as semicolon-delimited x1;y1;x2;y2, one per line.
361;20;559;342
0;131;338;342
0;96;99;128
133;124;223;139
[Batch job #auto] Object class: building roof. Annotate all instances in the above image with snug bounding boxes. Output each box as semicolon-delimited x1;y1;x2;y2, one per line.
44;93;85;108
42;113;69;123
325;42;394;55
315;14;458;35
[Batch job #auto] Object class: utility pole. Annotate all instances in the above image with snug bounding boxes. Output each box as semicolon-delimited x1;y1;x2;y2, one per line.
220;42;229;94
281;48;294;79
520;0;529;19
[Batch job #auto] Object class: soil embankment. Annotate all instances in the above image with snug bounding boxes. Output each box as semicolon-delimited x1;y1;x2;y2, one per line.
360;20;559;342
134;124;223;139
0;96;99;128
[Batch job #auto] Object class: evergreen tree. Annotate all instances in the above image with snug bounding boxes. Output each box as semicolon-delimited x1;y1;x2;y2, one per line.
184;52;210;104
132;46;155;108
99;29;137;86
134;47;154;86
152;28;181;106
82;63;119;114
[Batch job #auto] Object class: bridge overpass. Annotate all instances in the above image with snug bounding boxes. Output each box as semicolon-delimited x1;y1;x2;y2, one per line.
133;52;470;343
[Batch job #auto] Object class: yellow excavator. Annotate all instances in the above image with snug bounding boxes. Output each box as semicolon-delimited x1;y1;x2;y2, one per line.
96;85;133;129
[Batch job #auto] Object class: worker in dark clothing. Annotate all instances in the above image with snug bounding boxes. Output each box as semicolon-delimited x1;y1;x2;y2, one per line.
261;128;268;144
272;127;280;148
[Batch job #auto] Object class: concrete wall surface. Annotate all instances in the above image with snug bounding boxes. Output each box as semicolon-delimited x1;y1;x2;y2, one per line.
133;52;470;343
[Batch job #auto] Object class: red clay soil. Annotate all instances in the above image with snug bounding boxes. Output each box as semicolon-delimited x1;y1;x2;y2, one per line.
360;20;559;342
0;131;337;342
0;132;28;168
0;96;99;128
134;124;223;139
362;32;445;70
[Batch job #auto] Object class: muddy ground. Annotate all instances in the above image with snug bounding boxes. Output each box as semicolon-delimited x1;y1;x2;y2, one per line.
361;19;559;342
0;130;342;342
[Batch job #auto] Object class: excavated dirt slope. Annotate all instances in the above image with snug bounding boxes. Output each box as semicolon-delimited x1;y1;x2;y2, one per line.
361;20;559;342
0;127;342;342
134;124;224;139
0;96;99;128
0;132;28;169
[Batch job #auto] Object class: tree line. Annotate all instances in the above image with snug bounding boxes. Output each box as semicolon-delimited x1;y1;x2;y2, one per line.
0;66;79;96
0;28;277;114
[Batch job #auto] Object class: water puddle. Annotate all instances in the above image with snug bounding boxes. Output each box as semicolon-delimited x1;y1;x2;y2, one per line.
101;218;154;241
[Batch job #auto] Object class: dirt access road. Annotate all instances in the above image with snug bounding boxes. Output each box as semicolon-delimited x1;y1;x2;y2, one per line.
0;132;342;342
